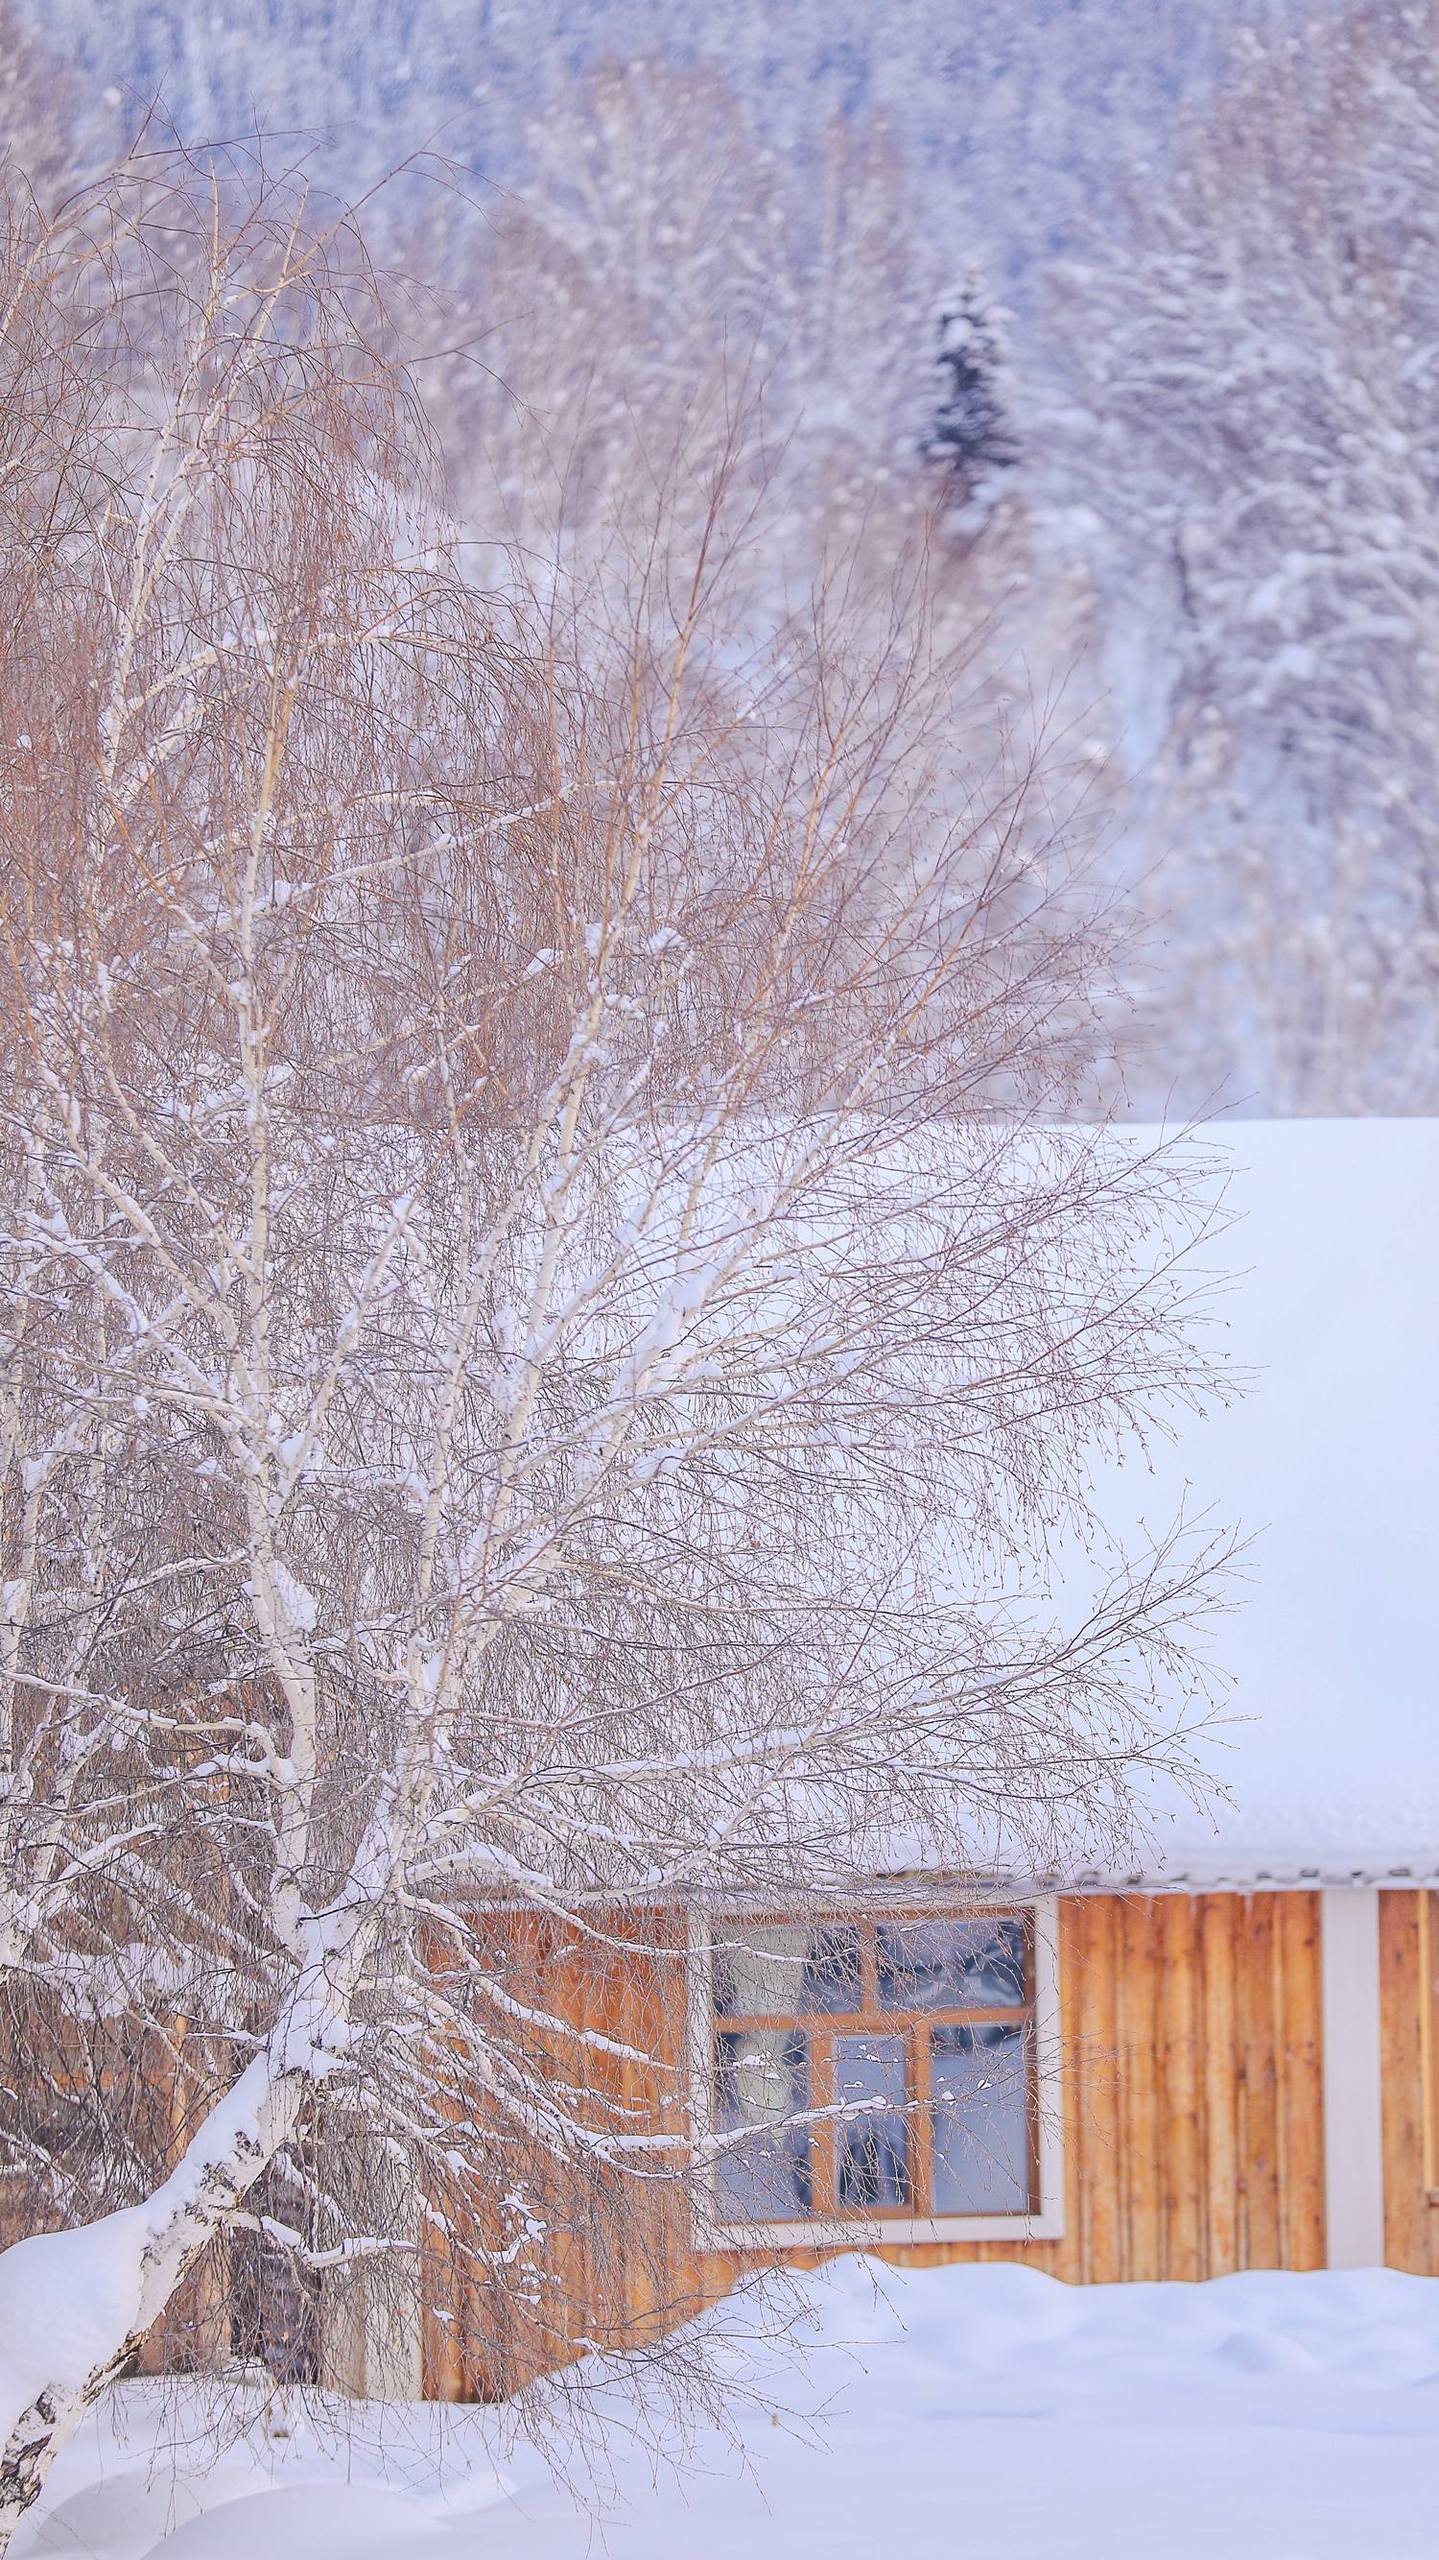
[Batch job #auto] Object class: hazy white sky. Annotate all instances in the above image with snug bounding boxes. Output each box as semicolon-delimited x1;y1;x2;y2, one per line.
1115;1118;1439;1877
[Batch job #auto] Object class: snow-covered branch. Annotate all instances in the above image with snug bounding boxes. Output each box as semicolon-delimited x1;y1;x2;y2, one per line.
0;152;1230;2545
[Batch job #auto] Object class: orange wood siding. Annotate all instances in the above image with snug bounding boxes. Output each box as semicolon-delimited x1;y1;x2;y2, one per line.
1380;1888;1439;2275
433;1889;1329;2389
736;1891;1327;2290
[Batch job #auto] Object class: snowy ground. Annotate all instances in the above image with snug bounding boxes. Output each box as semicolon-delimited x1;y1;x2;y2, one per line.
16;2259;1439;2560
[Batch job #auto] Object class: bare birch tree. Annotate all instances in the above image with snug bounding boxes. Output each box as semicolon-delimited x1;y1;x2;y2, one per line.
0;153;1228;2544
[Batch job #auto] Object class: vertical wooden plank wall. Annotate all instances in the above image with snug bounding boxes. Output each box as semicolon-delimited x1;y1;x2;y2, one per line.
438;1889;1331;2389
1380;1889;1439;2275
1277;1892;1326;2268
802;1890;1326;2288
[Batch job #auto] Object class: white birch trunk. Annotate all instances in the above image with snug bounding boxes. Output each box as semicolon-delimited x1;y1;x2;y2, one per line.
0;153;1230;2545
0;2054;303;2547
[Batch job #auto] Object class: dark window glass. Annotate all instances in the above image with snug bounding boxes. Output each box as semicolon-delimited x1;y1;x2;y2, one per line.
800;1925;864;2013
709;1913;1037;2227
876;1916;1026;2011
713;2028;812;2221
834;2030;910;2209
713;1923;862;2018
930;2020;1031;2213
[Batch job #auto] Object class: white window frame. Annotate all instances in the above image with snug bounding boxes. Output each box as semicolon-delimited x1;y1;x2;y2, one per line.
688;1894;1065;2250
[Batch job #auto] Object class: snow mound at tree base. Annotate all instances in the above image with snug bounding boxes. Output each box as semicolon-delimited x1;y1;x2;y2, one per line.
13;2381;513;2560
16;2260;1439;2560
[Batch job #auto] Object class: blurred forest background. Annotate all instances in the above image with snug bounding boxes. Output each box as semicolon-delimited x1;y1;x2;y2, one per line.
6;0;1431;1117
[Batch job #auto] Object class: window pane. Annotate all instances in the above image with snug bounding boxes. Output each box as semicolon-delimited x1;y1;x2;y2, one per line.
930;2021;1031;2213
876;1916;1026;2011
713;1923;863;2018
713;2029;812;2221
834;2030;910;2210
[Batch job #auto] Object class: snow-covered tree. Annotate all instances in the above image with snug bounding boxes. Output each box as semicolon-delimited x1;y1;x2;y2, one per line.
27;0;1298;308
407;65;943;580
1044;0;1439;1112
0;155;1229;2544
403;61;1092;997
921;273;1019;503
0;0;76;195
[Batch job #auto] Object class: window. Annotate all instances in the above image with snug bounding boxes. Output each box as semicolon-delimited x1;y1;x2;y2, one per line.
701;1904;1062;2243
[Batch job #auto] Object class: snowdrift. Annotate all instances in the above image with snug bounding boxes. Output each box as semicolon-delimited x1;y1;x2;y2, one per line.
16;2256;1439;2559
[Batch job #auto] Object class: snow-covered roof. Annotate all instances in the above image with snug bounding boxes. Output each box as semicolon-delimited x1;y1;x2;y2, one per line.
1066;1120;1439;1893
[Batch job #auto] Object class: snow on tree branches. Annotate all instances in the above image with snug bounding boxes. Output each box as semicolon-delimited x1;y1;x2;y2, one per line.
920;272;1019;509
1044;0;1439;1112
0;152;1228;2547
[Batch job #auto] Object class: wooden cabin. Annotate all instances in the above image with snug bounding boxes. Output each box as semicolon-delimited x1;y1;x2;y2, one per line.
361;1867;1439;2408
385;1121;1439;2396
8;1124;1438;2402
682;1878;1438;2284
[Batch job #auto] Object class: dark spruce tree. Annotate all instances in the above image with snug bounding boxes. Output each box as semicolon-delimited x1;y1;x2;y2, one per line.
920;272;1019;496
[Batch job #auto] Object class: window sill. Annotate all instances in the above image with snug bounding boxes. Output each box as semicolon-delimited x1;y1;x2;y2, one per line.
699;2204;1066;2251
